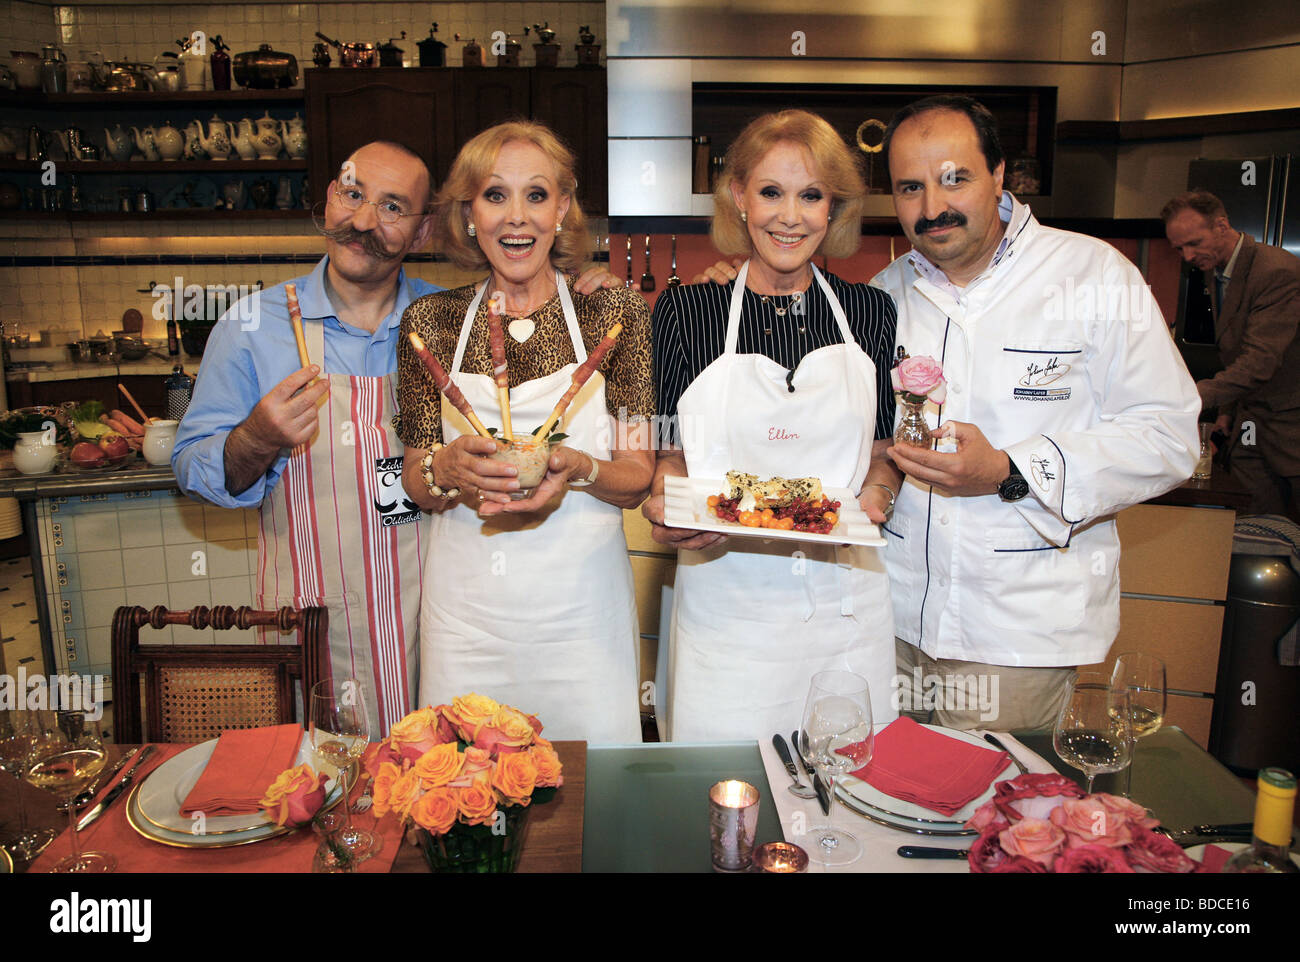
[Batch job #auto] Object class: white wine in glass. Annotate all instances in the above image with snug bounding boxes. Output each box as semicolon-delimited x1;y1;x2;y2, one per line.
1053;676;1131;794
23;710;115;873
309;678;375;863
1109;652;1166;797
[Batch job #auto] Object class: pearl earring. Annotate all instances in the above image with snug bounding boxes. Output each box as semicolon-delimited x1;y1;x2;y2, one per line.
466;222;476;237
555;223;562;234
740;210;747;222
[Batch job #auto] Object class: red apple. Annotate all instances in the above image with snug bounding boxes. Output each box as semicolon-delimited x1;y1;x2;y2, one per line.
70;441;107;467
98;434;130;461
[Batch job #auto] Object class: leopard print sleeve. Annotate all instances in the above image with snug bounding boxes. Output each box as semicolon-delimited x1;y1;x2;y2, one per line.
574;284;656;423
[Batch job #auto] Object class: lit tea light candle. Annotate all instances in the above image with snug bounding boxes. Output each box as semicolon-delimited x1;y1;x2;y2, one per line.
753;841;809;873
709;780;760;872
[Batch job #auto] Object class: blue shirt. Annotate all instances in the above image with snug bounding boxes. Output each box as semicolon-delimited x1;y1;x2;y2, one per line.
171;256;440;508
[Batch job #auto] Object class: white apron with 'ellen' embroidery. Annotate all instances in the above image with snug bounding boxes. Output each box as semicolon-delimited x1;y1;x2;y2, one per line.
418;274;642;744
667;261;897;742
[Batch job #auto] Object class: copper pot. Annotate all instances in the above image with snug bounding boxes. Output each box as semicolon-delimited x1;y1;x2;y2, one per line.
232;43;299;89
314;32;375;68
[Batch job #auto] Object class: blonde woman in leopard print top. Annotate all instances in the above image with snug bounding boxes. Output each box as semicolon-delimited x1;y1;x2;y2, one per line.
395;121;653;743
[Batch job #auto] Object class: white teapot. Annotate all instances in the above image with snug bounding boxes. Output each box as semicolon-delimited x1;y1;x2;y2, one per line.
200;114;231;161
280;113;307;159
104;123;132;162
183;119;207;160
153;120;184;161
232;117;257;160
130;125;159;161
253;111;282;160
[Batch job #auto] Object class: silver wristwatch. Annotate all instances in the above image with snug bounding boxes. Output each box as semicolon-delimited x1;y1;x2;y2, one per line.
569;453;600;488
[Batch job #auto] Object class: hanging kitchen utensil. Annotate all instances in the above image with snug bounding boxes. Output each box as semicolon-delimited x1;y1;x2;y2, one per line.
667;235;681;287
625;235;633;288
640;235;656;292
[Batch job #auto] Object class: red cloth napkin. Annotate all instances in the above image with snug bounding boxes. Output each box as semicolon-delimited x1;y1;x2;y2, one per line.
1199;844;1232;873
179;724;304;817
32;743;403;874
848;717;1011;817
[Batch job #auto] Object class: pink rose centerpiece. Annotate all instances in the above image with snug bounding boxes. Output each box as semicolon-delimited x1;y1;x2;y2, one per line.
891;352;947;448
965;772;1203;873
367;693;564;873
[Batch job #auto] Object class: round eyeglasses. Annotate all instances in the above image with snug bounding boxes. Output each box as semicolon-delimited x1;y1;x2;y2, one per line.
330;185;425;225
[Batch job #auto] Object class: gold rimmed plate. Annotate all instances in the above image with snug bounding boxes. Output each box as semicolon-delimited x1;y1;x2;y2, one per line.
132;733;344;843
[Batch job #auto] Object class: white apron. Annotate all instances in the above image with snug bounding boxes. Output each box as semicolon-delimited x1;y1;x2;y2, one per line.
418;274;642;743
667;261;897;741
257;315;424;737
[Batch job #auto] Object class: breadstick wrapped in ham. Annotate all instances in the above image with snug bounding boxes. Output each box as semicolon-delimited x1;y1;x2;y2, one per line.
407;331;493;439
486;291;513;441
533;322;622;440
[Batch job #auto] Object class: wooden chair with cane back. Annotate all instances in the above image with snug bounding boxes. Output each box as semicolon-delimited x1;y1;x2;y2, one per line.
111;604;328;744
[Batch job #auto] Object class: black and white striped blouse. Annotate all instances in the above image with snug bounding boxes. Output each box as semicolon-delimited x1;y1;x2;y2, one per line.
652;271;898;447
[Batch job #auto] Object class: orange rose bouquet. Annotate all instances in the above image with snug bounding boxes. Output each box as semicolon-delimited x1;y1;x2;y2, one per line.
370;694;563;873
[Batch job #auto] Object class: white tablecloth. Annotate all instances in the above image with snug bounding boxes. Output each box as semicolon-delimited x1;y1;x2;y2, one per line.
757;731;1055;873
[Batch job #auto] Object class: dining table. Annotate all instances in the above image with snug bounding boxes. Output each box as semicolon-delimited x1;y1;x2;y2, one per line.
0;727;1269;873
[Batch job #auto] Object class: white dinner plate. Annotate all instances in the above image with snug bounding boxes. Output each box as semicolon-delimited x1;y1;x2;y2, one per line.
1182;842;1300;870
837;723;1012;826
663;475;885;548
136;732;339;837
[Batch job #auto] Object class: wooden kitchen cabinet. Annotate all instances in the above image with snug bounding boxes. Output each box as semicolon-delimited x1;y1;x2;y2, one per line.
454;70;531;143
304;67;607;215
531;69;607;217
305;67;457;205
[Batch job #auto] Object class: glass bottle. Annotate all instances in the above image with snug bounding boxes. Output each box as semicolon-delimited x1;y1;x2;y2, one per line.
1222;767;1298;873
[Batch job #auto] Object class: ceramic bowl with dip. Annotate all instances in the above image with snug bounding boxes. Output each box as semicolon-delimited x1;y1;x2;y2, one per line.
488;436;553;500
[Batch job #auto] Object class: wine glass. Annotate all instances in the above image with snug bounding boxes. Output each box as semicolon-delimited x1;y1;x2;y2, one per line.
1053;673;1132;794
1110;652;1166;798
23;710;115;872
799;670;874;867
0;709;57;862
309;677;374;862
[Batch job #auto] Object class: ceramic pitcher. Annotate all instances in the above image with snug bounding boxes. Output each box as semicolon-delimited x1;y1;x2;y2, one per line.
142;419;178;466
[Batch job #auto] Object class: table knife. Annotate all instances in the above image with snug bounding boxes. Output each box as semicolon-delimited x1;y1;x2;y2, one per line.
983;733;1028;775
792;729;831;815
77;744;155;831
898;845;970;859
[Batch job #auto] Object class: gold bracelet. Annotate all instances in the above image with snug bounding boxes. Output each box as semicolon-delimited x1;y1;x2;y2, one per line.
419;443;460;500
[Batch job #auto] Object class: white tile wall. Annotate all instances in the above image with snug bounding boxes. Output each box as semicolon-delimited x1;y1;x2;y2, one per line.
2;2;606;70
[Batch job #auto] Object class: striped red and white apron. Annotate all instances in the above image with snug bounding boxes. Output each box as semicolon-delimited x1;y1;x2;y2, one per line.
257;315;425;736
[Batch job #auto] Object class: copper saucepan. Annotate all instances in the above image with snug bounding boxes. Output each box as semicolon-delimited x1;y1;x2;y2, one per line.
314;32;375;68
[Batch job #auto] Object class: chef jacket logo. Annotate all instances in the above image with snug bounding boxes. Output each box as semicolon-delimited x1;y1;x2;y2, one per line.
1012;355;1072;401
374;456;420;526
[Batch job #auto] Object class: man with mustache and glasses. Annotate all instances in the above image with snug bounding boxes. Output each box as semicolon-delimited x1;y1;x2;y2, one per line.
869;96;1200;731
172;141;618;733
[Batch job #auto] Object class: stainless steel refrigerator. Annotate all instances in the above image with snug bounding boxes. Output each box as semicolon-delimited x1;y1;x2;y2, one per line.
1173;155;1298;382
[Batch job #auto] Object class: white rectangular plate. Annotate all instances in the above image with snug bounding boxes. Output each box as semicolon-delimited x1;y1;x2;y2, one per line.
663;475;885;548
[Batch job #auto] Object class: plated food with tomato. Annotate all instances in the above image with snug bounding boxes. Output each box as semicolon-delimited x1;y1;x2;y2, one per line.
708;471;842;534
662;474;885;548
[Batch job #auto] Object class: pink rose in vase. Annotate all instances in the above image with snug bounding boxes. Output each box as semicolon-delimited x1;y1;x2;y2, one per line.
891;354;947;404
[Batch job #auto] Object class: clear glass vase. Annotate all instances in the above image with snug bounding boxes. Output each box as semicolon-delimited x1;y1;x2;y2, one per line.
894;397;933;448
419;806;531;873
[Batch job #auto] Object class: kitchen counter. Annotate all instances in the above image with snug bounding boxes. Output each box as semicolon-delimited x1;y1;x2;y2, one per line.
0;459;177;498
4;357;191;383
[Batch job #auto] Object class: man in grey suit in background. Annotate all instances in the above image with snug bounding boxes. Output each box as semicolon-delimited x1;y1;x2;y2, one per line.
1163;190;1300;518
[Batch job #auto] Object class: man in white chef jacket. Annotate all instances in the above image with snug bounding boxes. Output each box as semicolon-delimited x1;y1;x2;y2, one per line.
871;95;1200;731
